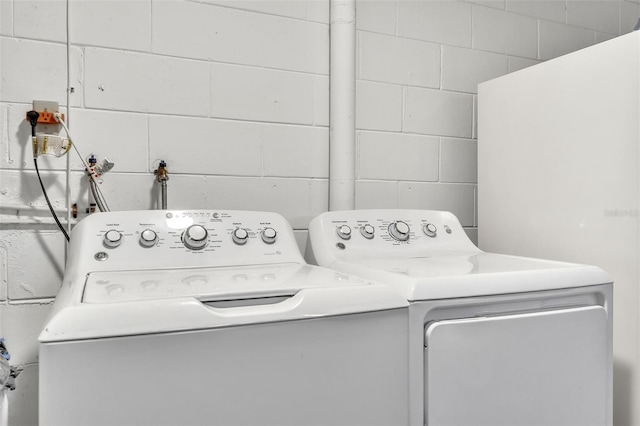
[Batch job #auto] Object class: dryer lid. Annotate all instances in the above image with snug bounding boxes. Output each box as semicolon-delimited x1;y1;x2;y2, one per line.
338;252;612;300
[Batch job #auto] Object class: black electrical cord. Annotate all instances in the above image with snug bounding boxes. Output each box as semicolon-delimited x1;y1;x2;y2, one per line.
34;158;70;242
27;110;70;242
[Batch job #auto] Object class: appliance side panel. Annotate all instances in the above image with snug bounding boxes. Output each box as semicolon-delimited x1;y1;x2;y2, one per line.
478;32;639;426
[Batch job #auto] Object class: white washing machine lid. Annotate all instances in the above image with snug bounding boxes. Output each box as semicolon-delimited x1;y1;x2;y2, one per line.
83;263;350;304
334;252;611;301
40;263;408;342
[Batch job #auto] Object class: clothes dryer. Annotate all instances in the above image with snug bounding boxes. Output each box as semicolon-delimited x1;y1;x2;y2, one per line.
307;209;613;426
39;210;410;426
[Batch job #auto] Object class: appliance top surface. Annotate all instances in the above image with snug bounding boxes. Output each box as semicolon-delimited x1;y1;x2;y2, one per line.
82;262;368;304
307;209;611;300
63;209;406;301
355;250;589;278
40;210;408;342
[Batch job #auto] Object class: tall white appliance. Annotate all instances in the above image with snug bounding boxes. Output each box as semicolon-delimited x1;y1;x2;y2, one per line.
307;209;612;426
39;210;410;426
478;32;640;426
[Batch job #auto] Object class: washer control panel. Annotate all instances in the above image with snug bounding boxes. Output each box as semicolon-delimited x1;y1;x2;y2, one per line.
69;210;303;273
307;209;480;264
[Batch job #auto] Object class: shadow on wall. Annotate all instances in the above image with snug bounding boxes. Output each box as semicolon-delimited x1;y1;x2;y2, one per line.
613;360;633;425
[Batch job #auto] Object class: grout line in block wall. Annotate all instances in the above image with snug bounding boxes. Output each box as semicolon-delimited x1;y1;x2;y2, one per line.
355;131;361;180
357;77;442;92
23;105;330;133
400;86;406;133
440;44;444;90
395;0;399;36
474;184;478;228
537;19;541;61
146;115;151;173
59;105;329;129
73;43;329;79
469;3;474;50
183;0;329;25
209;62;213;120
149;0;154;54
438;137;442;184
260;137;265;178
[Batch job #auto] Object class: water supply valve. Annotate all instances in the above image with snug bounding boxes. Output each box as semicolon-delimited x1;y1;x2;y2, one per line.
155;160;169;182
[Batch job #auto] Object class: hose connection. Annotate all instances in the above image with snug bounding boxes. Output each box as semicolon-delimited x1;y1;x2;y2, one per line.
155;160;169;183
155;160;169;210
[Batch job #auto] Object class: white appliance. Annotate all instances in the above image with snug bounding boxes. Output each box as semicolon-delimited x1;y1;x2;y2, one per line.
306;209;613;426
478;31;639;426
39;210;410;426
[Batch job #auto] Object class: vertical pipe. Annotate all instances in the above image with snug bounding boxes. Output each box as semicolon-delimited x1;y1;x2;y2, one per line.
329;0;356;211
0;392;7;426
161;181;168;210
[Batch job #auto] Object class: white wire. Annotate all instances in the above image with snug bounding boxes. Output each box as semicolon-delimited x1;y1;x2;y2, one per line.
55;113;111;212
56;116;93;171
65;0;71;253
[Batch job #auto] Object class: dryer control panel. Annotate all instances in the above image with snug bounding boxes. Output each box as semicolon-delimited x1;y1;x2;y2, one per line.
306;209;480;265
67;210;304;273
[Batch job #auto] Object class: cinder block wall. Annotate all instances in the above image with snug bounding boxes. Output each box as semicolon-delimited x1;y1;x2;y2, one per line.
1;0;638;424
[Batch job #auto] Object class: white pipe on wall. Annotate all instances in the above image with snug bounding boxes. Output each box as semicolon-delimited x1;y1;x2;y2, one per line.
329;0;356;211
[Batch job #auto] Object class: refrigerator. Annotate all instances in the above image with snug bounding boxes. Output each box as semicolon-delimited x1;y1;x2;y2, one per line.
478;31;639;426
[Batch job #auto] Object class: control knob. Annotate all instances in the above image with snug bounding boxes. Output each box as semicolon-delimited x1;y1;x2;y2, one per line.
388;221;410;241
103;229;123;248
182;225;208;250
139;229;158;248
360;224;375;239
336;225;352;240
232;228;249;245
423;223;437;238
261;227;277;244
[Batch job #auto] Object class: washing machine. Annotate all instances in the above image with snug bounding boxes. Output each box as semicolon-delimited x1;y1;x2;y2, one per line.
306;209;613;426
39;210;410;426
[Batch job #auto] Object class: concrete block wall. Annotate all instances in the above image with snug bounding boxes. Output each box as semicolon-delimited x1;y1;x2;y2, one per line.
1;0;638;424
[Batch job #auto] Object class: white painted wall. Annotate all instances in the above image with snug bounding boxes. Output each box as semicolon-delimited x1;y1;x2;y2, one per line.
1;0;638;424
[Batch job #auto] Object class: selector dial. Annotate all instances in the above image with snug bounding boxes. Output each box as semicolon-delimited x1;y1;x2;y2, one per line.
360;224;375;239
261;227;277;244
103;229;123;248
388;221;410;241
139;229;158;248
182;225;209;250
232;228;249;245
423;223;437;238
336;225;352;240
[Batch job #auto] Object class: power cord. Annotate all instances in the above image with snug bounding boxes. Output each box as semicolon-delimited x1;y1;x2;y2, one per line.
27;110;70;242
34;158;70;242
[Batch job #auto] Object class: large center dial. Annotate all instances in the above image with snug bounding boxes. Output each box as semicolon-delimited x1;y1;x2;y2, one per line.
182;225;209;250
388;221;410;241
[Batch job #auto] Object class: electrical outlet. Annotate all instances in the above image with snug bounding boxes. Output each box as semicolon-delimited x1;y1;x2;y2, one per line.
27;100;65;125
